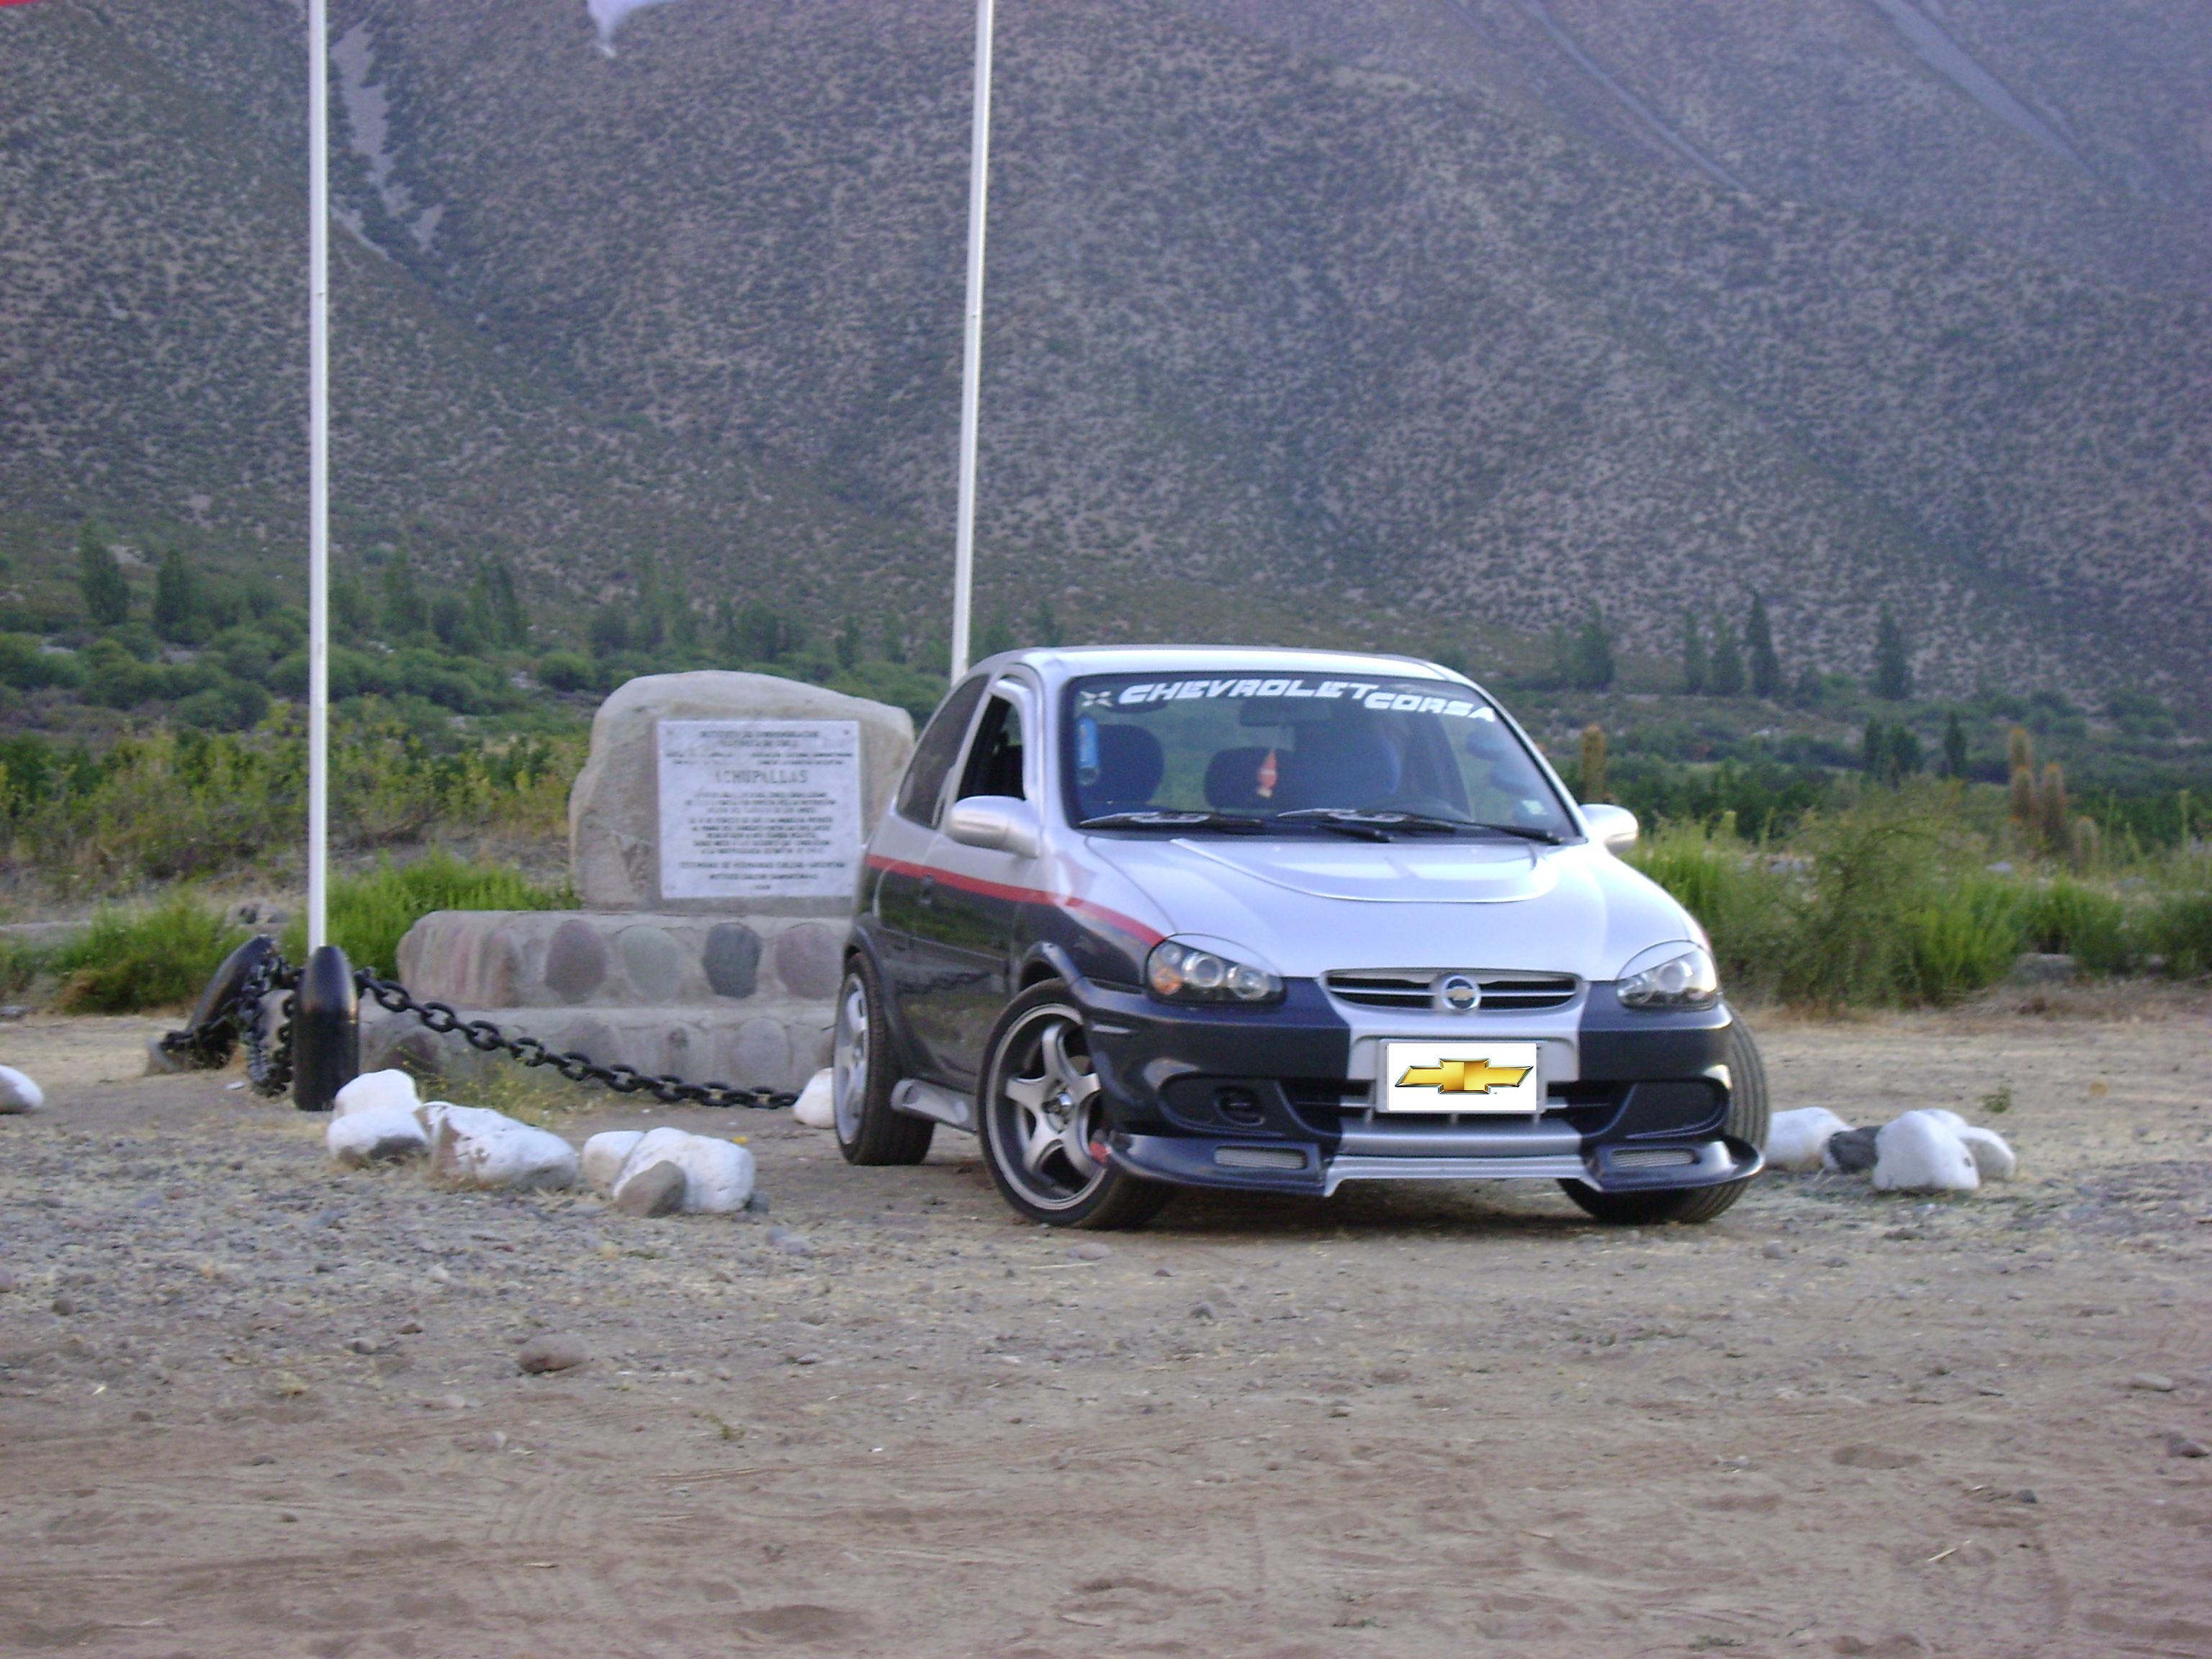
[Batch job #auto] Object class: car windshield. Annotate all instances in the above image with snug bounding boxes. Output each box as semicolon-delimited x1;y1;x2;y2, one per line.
1063;670;1575;838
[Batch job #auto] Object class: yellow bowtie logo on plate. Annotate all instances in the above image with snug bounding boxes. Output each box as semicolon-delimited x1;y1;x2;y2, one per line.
1395;1058;1534;1094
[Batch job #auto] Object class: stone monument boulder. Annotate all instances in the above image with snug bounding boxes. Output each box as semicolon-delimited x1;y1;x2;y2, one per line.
570;672;914;914
364;673;915;1092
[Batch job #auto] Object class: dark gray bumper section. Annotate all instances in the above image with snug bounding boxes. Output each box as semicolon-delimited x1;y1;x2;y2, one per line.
1108;1130;1762;1199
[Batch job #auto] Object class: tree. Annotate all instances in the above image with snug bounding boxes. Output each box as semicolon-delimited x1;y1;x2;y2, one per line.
333;570;373;636
1679;612;1707;695
151;549;201;642
1745;594;1780;699
979;609;1016;660
588;605;631;657
2038;761;2072;861
1941;711;1968;779
77;523;130;626
1861;719;1922;785
834;615;862;670
380;552;426;638
1873;608;1912;701
1709;619;1745;696
878;612;909;665
1570;607;1614;691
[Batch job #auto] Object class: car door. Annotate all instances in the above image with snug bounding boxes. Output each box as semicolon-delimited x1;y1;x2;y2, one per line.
873;673;989;1038
902;675;1040;1087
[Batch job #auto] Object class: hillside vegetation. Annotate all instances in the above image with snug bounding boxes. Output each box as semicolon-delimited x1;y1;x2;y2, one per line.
1;0;2206;708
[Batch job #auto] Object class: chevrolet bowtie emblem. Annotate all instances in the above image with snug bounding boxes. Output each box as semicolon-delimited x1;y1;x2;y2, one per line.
1396;1058;1533;1094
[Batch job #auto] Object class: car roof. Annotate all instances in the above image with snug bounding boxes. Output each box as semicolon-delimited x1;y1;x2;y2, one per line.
977;644;1461;688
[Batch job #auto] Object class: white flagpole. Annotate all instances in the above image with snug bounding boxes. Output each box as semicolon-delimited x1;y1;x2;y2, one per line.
306;0;331;951
949;0;994;680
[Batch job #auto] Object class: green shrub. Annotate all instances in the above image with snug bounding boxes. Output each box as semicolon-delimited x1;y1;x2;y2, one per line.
281;853;570;975
2020;878;2129;974
2143;886;2212;979
53;892;247;1012
1899;874;2026;1003
0;634;82;692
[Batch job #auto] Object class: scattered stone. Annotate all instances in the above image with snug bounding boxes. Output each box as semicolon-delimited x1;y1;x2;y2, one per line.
1190;1302;1217;1321
607;1128;755;1214
790;1352;823;1366
1871;1112;1979;1194
2128;1373;2178;1393
428;1105;579;1192
1824;1126;1880;1174
328;1105;429;1168
51;1294;78;1316
766;1226;813;1257
427;1393;470;1411
581;1130;645;1195
516;1334;588;1375
613;1159;687;1218
2011;1488;2039;1504
333;1069;421;1118
2163;1434;2208;1459
0;1269;17;1292
396;1320;423;1336
791;1068;836;1130
2008;951;2077;986
1765;1107;1853;1173
0;1064;45;1114
454;1430;509;1454
344;1336;390;1355
0;1004;24;1020
1760;1241;1789;1260
1069;1242;1112;1262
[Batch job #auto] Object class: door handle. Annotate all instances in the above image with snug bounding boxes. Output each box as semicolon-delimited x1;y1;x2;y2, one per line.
916;876;937;907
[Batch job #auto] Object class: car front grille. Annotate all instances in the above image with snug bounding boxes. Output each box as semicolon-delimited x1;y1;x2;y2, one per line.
1322;968;1581;1014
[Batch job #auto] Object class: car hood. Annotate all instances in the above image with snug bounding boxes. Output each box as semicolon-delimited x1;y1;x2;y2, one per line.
1085;834;1696;982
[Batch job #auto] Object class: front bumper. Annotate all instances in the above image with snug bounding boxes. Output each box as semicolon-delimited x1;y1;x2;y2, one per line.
1074;976;1761;1197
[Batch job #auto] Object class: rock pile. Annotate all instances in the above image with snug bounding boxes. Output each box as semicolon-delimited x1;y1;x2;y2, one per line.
323;1068;755;1214
1765;1105;2015;1194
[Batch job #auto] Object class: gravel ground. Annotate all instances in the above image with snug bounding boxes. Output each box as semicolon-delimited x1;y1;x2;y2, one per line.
1;996;2208;1658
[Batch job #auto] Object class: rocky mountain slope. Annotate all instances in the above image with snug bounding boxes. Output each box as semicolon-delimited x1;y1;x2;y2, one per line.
1;0;2205;697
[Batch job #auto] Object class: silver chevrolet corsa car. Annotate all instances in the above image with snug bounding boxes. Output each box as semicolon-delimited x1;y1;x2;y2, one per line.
832;647;1768;1229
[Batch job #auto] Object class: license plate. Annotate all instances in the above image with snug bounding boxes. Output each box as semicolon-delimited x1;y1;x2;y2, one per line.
1379;1040;1542;1114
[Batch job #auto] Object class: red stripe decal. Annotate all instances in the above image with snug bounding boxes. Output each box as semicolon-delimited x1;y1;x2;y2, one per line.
864;854;1165;948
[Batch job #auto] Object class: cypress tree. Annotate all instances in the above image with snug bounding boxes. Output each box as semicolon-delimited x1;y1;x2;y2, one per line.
1033;598;1064;648
1745;595;1780;698
380;552;426;637
151;549;200;641
835;615;862;670
1709;620;1745;696
2006;727;2036;827
1873;608;1912;701
1573;608;1615;690
1679;612;1707;695
76;523;130;626
1942;711;1968;779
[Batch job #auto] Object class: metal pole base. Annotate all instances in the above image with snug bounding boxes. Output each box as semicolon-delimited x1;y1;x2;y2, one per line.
292;944;359;1112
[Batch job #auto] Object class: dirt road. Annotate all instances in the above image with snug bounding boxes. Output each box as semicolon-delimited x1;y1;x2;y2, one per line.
2;998;2208;1658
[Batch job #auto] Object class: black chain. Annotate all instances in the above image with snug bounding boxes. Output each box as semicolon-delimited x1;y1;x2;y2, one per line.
163;946;796;1110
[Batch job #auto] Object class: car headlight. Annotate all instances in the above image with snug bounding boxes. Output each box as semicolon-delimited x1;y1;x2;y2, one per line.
1146;939;1283;1005
1615;943;1720;1010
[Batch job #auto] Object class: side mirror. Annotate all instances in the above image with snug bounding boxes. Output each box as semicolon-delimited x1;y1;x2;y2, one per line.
1581;802;1638;854
944;795;1042;859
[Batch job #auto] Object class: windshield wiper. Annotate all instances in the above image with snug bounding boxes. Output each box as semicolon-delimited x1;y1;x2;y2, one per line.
1270;809;1563;844
1077;811;1268;833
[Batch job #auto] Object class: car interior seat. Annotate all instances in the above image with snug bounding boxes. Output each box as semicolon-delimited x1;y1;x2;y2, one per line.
1088;724;1165;813
1204;747;1275;812
1279;724;1401;810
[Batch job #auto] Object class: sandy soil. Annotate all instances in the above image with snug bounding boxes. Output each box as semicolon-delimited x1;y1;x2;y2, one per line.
2;997;2208;1658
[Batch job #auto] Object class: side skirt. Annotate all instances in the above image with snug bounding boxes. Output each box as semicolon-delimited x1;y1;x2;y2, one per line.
891;1078;974;1133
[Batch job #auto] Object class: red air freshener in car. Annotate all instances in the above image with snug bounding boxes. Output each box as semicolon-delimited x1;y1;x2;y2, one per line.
1256;748;1278;799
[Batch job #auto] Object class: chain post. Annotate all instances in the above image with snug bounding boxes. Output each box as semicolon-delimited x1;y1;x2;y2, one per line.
292;944;359;1112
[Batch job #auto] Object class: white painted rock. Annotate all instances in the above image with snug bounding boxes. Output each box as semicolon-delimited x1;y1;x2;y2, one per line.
582;1130;647;1195
327;1105;428;1166
1871;1110;1979;1194
1955;1123;2016;1181
333;1069;420;1119
1763;1107;1853;1173
611;1126;755;1213
428;1105;578;1191
792;1068;835;1130
0;1064;44;1114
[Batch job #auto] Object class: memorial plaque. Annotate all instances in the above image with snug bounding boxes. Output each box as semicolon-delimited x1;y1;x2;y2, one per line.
656;720;863;902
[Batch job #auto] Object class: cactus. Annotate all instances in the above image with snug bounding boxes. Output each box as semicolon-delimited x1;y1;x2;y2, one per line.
2006;726;2036;827
2072;816;2100;871
1578;723;1609;803
2039;761;2072;862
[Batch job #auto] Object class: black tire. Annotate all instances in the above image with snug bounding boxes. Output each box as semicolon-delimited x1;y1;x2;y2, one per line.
832;954;934;1166
976;981;1173;1230
1560;1017;1771;1226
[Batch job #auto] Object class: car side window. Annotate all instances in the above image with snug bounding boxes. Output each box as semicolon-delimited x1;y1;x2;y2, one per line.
956;693;1027;801
896;675;989;827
